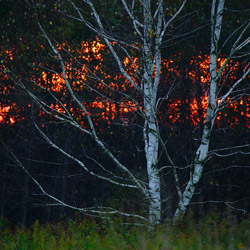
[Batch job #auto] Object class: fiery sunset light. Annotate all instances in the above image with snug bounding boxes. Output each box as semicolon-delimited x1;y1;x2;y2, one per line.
0;41;249;128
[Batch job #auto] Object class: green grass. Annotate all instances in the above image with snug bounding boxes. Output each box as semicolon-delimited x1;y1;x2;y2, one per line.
0;214;249;250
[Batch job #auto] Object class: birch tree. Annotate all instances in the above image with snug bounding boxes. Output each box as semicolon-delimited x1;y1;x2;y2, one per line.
173;0;250;222
5;0;250;228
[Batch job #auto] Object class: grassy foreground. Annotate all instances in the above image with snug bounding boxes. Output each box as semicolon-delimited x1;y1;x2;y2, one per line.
0;214;250;250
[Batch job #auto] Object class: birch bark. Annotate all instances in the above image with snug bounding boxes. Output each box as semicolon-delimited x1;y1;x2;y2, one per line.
173;0;225;222
142;0;161;226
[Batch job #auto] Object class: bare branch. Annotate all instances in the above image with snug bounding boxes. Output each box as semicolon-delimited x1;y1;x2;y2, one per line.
3;141;149;221
160;0;187;39
34;122;139;189
120;0;143;38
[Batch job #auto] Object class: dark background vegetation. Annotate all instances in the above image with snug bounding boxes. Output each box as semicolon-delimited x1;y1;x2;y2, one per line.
0;0;250;227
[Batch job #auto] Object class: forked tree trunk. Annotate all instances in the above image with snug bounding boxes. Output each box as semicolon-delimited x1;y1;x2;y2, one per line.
173;0;225;223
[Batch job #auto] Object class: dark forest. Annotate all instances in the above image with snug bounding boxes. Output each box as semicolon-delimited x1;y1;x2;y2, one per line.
0;0;250;248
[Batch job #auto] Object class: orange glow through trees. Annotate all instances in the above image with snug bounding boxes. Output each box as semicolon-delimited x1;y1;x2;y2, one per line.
0;41;249;128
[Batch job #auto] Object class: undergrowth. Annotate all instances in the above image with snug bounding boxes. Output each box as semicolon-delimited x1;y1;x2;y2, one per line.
0;213;249;250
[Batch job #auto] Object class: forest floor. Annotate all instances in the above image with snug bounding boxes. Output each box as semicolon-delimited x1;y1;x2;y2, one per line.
0;213;250;250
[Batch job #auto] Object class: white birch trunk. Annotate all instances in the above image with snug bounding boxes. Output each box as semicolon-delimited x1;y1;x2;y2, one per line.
173;0;225;223
143;0;161;226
